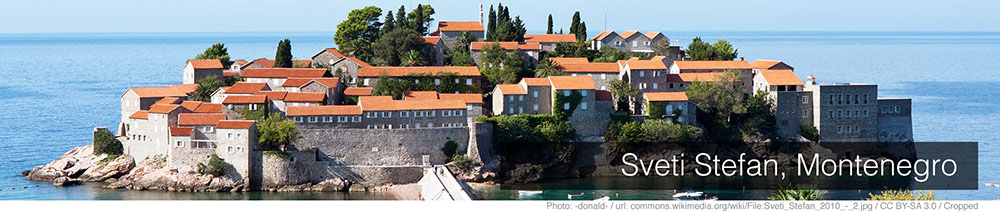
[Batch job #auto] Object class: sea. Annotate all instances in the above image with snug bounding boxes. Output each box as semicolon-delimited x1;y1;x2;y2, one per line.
0;31;998;200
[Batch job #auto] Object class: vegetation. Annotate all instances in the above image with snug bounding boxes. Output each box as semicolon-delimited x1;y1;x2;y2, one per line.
684;70;750;141
194;43;232;67
371;73;476;99
552;90;583;119
257;113;297;150
686;37;738;61
94;128;122;155
593;46;649;63
866;189;936;200
237;105;269;121
651;40;672;57
98;154;121;165
197;154;226;177
406;4;435;35
263;150;291;160
645;101;671;120
187;76;222;102
546;14;553;34
485;3;526;42
533;58;565;78
608;80;639;111
273;39;293;68
738;91;777;141
551;41;598;59
607;119;702;144
372;26;422;66
768;186;826;200
568;11;587;41
800;123;820;141
479;114;574;142
441;140;459;161
444;32;476;66
478;43;523;90
334;6;384;62
450;154;474;171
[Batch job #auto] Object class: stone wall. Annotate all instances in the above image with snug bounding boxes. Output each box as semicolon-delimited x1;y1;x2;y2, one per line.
168;146;215;169
294;128;469;166
260;150;315;188
467;123;494;166
877;99;913;142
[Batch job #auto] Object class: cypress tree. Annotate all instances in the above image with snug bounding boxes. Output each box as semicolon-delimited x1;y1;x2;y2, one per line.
487;6;496;41
547;14;553;34
578;21;587;41
274;39;292;68
412;4;426;34
570;11;581;36
396;5;407;29
382;11;395;34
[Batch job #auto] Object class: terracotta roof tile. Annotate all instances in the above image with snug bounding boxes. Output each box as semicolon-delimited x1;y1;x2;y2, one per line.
188;59;224;69
591;30;615;41
557;63;620;73
524;34;577;43
343;56;372;67
216;120;256;129
437;21;484;31
645;92;688;102
521;78;551;86
549;57;589;65
225;82;269;94
751;60;785;69
469;42;540;50
359;96;467;111
673;60;751;70
421;36;441;45
596;90;613;101
169;127;194;136
178;113;226;126
285;78;339;88
241;68;327;78
322;48;346;58
357;66;480;77
287;105;362;116
758;70;803;86
621;59;669;70
179;101;202;111
619;30;640;39
254;91;288;101
148;104;185;114
644;31;665;39
496;84;527;95
549;76;596;90
193;103;223;113
222;95;267;104
129;84;199;98
223;71;240;77
438;93;483;104
344;87;373;96
155;97;182;105
284;92;326;102
129;111;148;119
667;72;729;82
403;91;439;100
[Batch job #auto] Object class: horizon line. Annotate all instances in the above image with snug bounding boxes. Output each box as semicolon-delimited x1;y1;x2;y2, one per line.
2;30;1000;35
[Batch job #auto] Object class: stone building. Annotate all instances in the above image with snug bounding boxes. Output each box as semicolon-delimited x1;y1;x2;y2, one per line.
356;66;481;91
752;70;812;141
553;60;619;90
431;21;485;50
177;113;227;140
119;84;199;134
280;78;344;105
240;68;329;91
469;41;540;68
876;98;913;142
211;82;270;104
803;76;881;142
287;95;469;129
670;60;752;74
421;36;446;66
523;34;578;52
750;59;795;73
240;58;312;70
617;56;674;113
642;92;696;125
309;48;371;86
590;30;670;53
183;59;224;84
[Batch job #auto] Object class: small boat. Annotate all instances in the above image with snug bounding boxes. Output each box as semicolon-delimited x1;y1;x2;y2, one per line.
672;191;718;201
518;190;543;196
593;196;610;201
567;192;585;199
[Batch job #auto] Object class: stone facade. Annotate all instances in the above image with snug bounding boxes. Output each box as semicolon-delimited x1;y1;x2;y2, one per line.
771;91;814;141
877;99;913;142
295;127;469;166
804;82;880;142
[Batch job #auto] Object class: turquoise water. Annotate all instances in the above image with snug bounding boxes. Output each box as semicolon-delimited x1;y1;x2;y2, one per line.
1;31;998;200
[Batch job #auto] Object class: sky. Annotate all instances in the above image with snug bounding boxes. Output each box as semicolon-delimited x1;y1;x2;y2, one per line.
0;0;997;33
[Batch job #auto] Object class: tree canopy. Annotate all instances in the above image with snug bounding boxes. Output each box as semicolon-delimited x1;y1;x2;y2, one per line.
257;113;297;149
546;14;554;34
273;39;292;68
486;3;526;42
188;76;222;102
334;6;383;62
194;43;232;67
686;37;739;61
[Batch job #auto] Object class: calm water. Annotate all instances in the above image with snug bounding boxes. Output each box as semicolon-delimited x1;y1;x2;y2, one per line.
1;31;998;200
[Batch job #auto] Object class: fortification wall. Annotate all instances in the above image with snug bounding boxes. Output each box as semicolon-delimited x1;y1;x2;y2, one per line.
168;146;215;170
295;127;469;166
877;99;913;142
260;151;315;188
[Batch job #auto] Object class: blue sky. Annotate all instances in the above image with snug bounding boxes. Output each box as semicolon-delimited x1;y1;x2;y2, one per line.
0;0;997;33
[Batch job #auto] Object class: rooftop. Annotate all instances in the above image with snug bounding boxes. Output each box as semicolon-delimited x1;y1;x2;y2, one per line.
496;84;527;95
358;96;467;111
216;120;256;129
549;57;590;65
169;127;194;136
284;92;326;102
254;91;288;101
557;62;620;73
673;60;751;70
128;84;199;98
344;87;373;96
403;91;439;100
523;34;577;43
188;59;224;69
645;92;689;102
287;105;363;116
241;68;328;78
750;60;784;69
548;76;596;90
247;58;311;68
357;66;480;77
437;21;484;32
667;72;728;82
226;82;269;94
468;42;540;50
521;78;551;86
438;93;483;104
148;104;185;114
192;103;223;113
759;70;804;86
222;95;267;104
178;113;226;126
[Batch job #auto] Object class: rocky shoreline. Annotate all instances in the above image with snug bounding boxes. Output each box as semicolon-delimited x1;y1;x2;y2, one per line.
25;144;355;193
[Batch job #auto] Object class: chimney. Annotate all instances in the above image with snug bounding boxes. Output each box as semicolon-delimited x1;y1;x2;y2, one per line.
479;3;484;25
807;74;816;85
739;57;744;61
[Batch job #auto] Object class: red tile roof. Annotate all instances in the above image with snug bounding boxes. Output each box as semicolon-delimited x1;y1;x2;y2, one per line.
216;120;256;129
344;87;373;96
549;76;596;90
549;57;589;65
129;111;148;119
155;97;182;105
225;82;269;94
179;101;203;111
169;127;194;136
673;60;751;70
403;91;439;100
620;59;669;70
438;93;483;104
254;91;288;101
283;78;339;88
437;21;484;32
357;66;480;77
591;30;615;41
193;103;223;113
223;71;240;77
287;105;362;116
222;95;267;104
241;68;328;78
359;96;467;111
129;84;199;98
343;56;372;67
645;32;665;39
469;42;540;50
619;30;640;39
596;90;613;101
284;92;326;102
188;59;224;69
178;113;226;126
557;63;620;73
758;70;803;86
521;78;551;87
320;48;347;58
148;104;185;114
524;34;577;43
751;60;784;69
496;84;527;95
645;92;688;102
667;72;729;82
421;36;441;45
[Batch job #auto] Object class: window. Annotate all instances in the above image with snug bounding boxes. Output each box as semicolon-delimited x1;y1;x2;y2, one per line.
337;116;348;122
803;110;809;118
652;83;658;89
581;103;588;110
352;116;361;122
829;95;834;104
382;111;391;118
533;104;539;111
400;111;409;117
415;111;424;117
323;116;333;122
846;126;852;133
518;107;523;114
533;91;538;98
428;123;434;128
863;94;869;104
855;125;861;133
837;126;843;134
456;110;463;116
308;116;318;123
518;95;523;101
802;96;809;104
845;111;851;118
632;41;637;47
581;90;587;96
366;112;377;118
837;111;842;118
367;125;376;129
563;90;571;96
639;71;645;77
563;103;570;110
669;83;674;89
415;123;421;128
434;79;441;85
429;111;435;117
466;79;472;85
666;105;673;112
236;133;242;139
854;110;859;117
401;124;409;129
509;107;514;114
863;110;868;117
176;141;183;148
854;95;860;104
837;94;842;104
228;146;234;153
443;110;451;116
601;74;607;80
205;126;213;133
454;78;459;84
508;96;514;101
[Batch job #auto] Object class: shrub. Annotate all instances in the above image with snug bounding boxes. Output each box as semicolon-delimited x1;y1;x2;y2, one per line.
480;114;573;142
768;186;826;200
257;114;297;149
866;189;936;200
609;120;702;144
800;123;820;141
441;140;459;161
451;154;474;171
538;120;574;142
263;150;290;160
197;154;226;177
98;154;121;165
94;129;122;155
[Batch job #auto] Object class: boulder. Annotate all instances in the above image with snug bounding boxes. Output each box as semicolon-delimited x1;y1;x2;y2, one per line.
309;178;350;192
52;176;81;187
80;155;134;182
20;170;30;176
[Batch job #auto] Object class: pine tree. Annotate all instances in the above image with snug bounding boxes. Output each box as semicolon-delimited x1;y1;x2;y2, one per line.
412;4;426;35
395;5;407;29
382;11;395;34
546;14;554;34
487;6;496;41
274;39;292;68
570;11;581;36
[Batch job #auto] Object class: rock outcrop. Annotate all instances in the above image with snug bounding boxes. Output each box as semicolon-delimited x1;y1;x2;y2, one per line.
79;154;135;182
28;145;106;181
52;176;82;187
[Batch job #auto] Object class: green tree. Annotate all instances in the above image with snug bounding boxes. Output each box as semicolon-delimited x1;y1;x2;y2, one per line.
486;5;496;41
569;11;580;38
273;39;292;68
188;76;222;102
546;14;554;34
769;186;826;200
608;79;639;111
684;70;747;141
577;21;587;41
652;39;671;57
503;51;528;79
452;31;477;52
711;40;739;60
194;43;232;67
739;91;777;141
866;189;936;200
334;6;383;61
801;123;820;141
257;113;297;150
534;58;565;78
381;11;395;34
372;27;421;66
408;4;434;35
197;154;226;177
94;129;122;155
686;37;739;61
441;140;458;161
396;5;408;29
401;50;426;66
